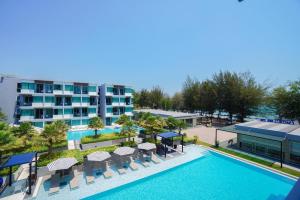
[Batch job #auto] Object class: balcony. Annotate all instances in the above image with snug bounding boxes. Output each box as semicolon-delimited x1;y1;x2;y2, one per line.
20;115;34;121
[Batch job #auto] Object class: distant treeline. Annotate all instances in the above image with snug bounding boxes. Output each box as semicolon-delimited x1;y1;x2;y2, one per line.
133;71;300;123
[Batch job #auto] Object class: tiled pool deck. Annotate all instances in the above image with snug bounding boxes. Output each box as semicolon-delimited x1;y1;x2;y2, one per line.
34;145;207;200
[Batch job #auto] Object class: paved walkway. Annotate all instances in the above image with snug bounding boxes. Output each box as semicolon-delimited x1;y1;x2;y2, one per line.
184;125;236;145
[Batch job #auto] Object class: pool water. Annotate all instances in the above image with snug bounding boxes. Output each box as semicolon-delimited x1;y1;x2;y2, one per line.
84;152;294;200
67;128;121;140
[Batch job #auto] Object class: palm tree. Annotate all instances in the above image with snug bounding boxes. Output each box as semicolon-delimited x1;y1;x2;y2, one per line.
14;122;36;146
88;117;104;136
121;120;136;142
115;114;130;125
40;120;69;154
177;120;187;134
165;116;179;131
0;122;16;163
139;115;166;139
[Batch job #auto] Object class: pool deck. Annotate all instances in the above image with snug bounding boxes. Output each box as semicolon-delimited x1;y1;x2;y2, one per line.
33;145;207;200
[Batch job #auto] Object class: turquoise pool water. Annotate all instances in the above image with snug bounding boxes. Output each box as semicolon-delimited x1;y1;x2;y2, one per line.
67;128;121;140
83;152;294;200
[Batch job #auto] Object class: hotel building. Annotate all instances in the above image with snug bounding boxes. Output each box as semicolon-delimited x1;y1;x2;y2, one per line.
99;84;134;126
0;75;98;128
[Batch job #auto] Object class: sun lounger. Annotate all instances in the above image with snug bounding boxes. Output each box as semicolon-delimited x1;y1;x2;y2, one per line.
70;169;79;190
150;152;160;164
103;162;113;179
85;168;95;184
129;157;139;171
117;167;127;175
141;160;150;167
49;174;60;195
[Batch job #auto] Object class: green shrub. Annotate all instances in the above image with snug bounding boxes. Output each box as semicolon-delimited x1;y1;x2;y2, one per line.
81;133;129;144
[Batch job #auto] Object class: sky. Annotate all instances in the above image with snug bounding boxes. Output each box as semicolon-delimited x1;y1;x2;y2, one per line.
0;0;299;95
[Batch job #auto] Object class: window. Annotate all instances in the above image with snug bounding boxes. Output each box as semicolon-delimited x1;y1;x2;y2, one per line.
89;108;96;113
23;96;33;106
82;97;89;103
90;97;97;105
45;96;54;103
33;96;43;103
54;109;63;115
113;107;119;115
54;84;62;90
64;85;74;92
55;96;63;106
64;96;72;106
119;107;125;115
88;86;96;92
45;84;53;93
72;97;81;103
21;109;34;116
113;87;119;95
74;85;81;94
64;108;73;115
73;108;81;117
35;109;43;119
82;108;88;116
119;88;125;95
44;109;53;119
125;97;131;105
106;97;112;105
82;86;88;94
35;84;44;93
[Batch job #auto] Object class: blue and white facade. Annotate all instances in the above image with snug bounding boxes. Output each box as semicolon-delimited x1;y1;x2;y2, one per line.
99;84;134;126
0;75;101;128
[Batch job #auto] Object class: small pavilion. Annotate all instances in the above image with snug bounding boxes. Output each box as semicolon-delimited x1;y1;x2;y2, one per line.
157;132;184;157
0;152;38;194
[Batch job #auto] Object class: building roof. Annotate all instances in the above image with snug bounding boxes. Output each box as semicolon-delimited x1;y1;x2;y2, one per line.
287;128;300;142
220;120;300;142
135;109;199;119
158;132;181;138
0;152;36;169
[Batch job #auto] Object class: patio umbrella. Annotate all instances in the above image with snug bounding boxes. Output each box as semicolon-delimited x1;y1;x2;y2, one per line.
113;147;135;156
47;157;78;172
87;151;111;162
138;142;156;151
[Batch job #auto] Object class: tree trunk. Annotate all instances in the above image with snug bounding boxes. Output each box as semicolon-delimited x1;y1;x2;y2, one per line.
48;141;53;154
229;113;233;124
95;129;97;136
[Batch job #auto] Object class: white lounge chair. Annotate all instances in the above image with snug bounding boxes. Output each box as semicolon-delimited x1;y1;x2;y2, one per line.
85;167;94;184
70;169;79;189
103;162;113;179
129;157;139;171
150;152;160;164
49;174;60;195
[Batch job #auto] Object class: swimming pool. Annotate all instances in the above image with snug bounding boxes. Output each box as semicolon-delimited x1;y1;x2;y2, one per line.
67;128;122;140
35;146;295;200
84;153;294;200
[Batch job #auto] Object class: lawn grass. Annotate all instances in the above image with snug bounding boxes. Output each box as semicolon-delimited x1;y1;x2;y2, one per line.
81;133;134;144
197;140;300;178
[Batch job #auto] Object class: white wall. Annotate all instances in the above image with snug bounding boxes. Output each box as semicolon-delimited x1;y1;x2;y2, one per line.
0;75;19;124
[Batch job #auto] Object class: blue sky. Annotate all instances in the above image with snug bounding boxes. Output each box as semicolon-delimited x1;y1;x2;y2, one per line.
0;0;299;94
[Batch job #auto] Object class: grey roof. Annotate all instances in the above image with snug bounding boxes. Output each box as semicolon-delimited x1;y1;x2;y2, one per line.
138;142;156;151
113;147;135;156
47;157;78;171
227;120;300;141
135;109;199;119
287;128;300;142
87;151;111;162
